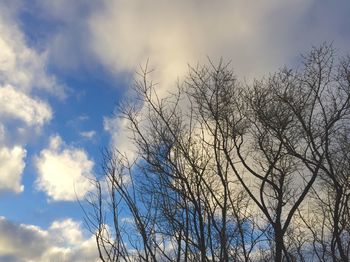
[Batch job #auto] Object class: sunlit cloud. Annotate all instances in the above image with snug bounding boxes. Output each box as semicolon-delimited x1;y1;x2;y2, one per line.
0;146;26;194
0;85;52;127
35;135;95;201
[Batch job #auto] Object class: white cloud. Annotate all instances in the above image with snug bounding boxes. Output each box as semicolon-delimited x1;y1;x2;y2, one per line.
0;216;99;262
35;135;95;201
0;7;65;97
104;116;137;159
0;146;26;194
79;130;96;139
49;219;84;246
0;85;52;127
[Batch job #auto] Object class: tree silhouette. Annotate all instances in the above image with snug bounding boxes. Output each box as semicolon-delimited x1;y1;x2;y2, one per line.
86;44;350;261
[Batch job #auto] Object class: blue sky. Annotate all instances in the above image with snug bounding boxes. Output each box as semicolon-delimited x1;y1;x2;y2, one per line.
0;0;349;261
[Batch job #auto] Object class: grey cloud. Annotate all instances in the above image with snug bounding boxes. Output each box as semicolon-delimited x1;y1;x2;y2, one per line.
0;217;48;260
88;0;350;81
0;255;23;262
24;1;350;84
29;0;100;72
0;217;99;262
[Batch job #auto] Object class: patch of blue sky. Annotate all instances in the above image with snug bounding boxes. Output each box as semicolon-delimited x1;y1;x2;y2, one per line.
0;3;128;230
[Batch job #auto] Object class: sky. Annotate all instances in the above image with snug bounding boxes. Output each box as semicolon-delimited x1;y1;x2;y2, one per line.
0;0;349;261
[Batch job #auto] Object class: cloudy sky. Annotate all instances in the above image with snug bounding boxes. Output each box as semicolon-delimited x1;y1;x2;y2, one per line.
0;0;349;261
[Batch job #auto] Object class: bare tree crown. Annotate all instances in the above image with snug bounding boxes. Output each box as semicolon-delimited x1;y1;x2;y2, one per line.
85;44;350;262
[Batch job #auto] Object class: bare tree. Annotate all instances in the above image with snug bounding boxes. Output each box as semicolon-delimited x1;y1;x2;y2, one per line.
86;44;350;261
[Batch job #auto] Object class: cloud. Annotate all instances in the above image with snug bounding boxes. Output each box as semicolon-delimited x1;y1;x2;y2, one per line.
0;7;58;145
89;0;312;83
0;85;51;195
104;116;137;159
28;0;99;72
89;0;350;151
0;2;68;197
0;4;61;141
49;219;84;246
89;0;350;81
35;135;95;201
0;216;99;262
0;217;47;261
79;130;96;139
0;146;26;193
0;85;52;127
0;6;65;97
0;124;5;142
